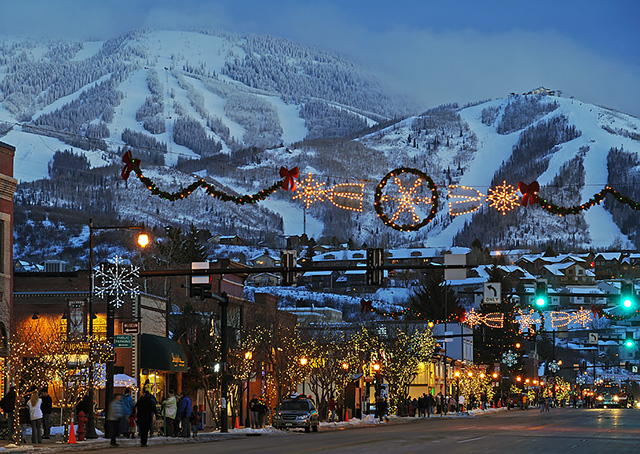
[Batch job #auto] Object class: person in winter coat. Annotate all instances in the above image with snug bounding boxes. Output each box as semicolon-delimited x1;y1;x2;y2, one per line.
120;389;135;436
177;392;192;437
0;387;16;442
40;388;52;439
135;391;156;447
161;390;177;436
106;394;123;447
27;392;43;444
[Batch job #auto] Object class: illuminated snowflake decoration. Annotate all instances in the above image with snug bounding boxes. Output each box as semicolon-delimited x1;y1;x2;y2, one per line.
502;350;519;368
94;255;140;308
516;308;542;334
487;181;520;215
576;374;587;385
573;307;593;327
292;174;328;208
548;360;561;373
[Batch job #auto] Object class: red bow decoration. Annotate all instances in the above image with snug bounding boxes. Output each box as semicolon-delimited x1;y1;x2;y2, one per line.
279;166;299;191
455;307;466;321
360;299;372;313
121;150;141;181
591;305;604;318
518;181;540;207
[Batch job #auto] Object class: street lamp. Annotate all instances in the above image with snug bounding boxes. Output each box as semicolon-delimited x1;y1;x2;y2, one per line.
244;351;253;428
86;218;150;439
300;357;308;395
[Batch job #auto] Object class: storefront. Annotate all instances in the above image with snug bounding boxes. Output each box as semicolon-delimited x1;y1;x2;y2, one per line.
139;333;188;399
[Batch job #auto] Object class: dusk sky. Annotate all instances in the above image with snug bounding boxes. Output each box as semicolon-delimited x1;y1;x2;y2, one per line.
4;0;639;116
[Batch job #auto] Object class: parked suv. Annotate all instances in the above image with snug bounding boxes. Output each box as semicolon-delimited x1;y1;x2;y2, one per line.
274;394;319;432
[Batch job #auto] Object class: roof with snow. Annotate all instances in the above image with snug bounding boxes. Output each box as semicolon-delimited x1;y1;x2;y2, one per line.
474;264;536;280
388;248;439;259
594;252;624;261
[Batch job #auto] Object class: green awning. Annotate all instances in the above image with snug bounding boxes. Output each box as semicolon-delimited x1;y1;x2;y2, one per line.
140;334;188;372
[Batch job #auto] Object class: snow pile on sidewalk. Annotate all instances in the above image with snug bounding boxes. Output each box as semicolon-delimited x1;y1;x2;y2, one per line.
229;426;290;435
320;414;382;429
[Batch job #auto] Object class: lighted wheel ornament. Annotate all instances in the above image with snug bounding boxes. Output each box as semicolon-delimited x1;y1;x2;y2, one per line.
576;374;587;385
502;350;519;368
549;360;561;373
374;167;439;231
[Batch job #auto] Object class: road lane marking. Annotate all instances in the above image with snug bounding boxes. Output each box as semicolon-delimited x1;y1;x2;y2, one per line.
458;436;486;444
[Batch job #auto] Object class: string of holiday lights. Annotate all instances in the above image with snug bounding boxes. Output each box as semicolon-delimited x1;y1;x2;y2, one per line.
122;150;290;204
535;186;640;216
123;149;640;231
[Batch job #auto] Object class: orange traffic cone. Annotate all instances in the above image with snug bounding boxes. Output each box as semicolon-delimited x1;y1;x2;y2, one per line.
234;416;240;429
344;411;349;423
68;422;77;444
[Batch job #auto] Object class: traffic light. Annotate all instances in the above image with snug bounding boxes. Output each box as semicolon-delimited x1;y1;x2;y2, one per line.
366;248;384;286
534;279;548;307
280;250;297;286
190;262;212;299
625;332;635;349
620;281;635;310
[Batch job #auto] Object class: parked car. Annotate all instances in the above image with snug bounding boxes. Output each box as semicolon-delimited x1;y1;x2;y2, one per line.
274;394;319;433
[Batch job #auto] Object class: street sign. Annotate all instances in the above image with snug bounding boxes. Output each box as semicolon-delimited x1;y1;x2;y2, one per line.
484;282;501;304
122;322;140;334
588;333;599;345
633;366;638;373
114;334;132;348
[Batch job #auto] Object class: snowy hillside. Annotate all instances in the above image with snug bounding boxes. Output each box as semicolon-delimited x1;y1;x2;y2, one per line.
3;30;640;262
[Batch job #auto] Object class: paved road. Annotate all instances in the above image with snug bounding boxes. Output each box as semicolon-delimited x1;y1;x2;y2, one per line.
48;408;640;453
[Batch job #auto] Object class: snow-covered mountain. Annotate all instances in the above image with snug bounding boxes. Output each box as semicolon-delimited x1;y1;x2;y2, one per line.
3;30;640;264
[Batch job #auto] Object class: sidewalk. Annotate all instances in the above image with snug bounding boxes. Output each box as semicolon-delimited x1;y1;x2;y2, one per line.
0;409;508;451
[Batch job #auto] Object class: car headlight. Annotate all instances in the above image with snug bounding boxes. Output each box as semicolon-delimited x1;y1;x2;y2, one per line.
635;402;640;408
613;395;619;401
597;396;604;401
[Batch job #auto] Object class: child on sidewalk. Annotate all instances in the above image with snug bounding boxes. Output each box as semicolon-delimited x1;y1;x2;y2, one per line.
128;412;137;438
190;405;201;437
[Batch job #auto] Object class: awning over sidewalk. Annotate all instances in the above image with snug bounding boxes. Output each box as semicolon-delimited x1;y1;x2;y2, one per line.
140;334;188;372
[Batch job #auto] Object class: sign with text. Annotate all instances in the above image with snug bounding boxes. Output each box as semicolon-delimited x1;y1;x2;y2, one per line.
483;282;501;304
114;334;132;348
122;322;140;334
588;333;599;345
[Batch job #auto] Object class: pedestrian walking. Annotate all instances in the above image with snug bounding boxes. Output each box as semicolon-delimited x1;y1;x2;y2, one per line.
249;394;260;428
426;393;434;417
27;392;42;444
135;391;156;447
1;387;16;442
106;394;123;447
328;395;336;422
458;394;465;413
40;388;52;439
120;388;135;436
128;413;137;438
161;390;177;436
177;391;192;437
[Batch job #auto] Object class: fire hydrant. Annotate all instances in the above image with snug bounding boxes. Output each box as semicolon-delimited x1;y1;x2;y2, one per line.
77;411;87;441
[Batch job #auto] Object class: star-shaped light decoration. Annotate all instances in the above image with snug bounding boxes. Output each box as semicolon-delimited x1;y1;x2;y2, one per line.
381;176;432;224
94;255;140;308
576;373;587;385
516;308;542;334
502;350;519;368
292;174;328;208
487;181;520;215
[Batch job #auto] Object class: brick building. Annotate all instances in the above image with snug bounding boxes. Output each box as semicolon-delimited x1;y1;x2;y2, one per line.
0;141;16;393
13;270;181;406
